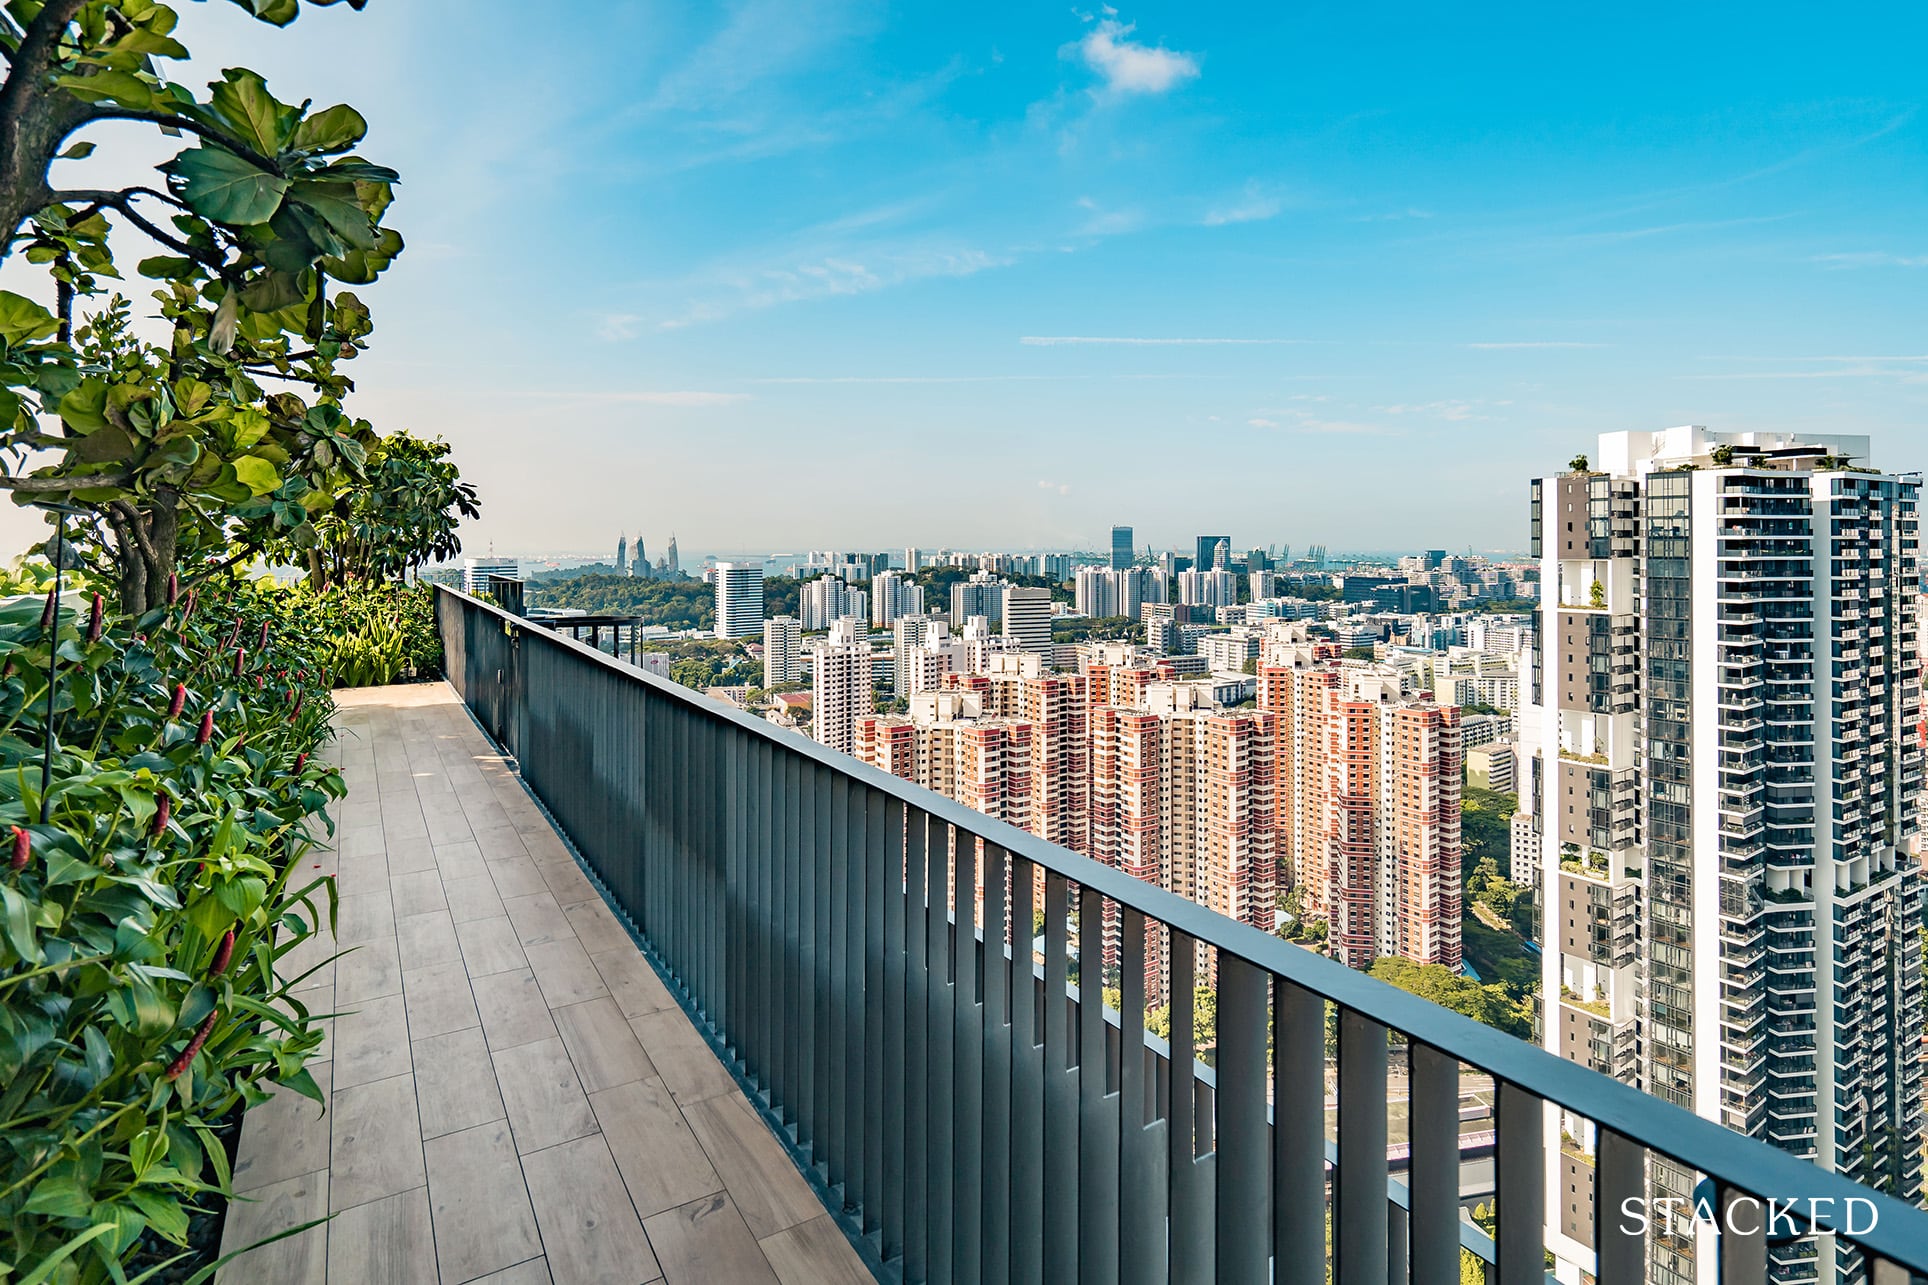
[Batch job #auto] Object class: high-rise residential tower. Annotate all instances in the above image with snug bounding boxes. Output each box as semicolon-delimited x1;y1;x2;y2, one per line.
811;617;874;756
1521;427;1924;1285
712;562;764;640
1111;525;1134;570
615;534;627;574
1002;585;1053;655
763;616;802;686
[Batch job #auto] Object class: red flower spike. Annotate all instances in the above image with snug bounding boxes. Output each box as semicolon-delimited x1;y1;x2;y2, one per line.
166;572;179;606
293;751;309;774
181;589;197;624
233;648;246;678
39;589;54;631
258;621;270;650
167;683;186;720
196;710;214;746
163;1008;220;1081
256;674;264;691
85;593;103;643
9;825;28;872
208;929;235;978
152;794;170;837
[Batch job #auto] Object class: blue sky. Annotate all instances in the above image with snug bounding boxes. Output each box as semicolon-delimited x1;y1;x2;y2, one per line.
9;2;1928;560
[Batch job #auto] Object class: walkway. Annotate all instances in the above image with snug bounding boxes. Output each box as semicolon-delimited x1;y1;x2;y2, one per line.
218;683;872;1285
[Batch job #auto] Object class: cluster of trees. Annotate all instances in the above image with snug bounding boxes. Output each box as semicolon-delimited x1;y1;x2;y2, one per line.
642;638;760;691
0;0;455;610
530;575;713;629
1052;615;1138;643
1368;958;1530;1039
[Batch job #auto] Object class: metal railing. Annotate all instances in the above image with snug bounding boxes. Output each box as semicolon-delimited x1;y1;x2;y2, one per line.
435;585;1928;1284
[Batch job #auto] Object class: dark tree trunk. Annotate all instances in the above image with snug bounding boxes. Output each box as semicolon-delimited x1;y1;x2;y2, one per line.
0;1;96;260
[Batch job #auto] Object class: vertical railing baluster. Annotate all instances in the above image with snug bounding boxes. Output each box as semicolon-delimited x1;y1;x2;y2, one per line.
1336;1008;1389;1284
1043;872;1080;1281
1119;909;1168;1285
1594;1128;1643;1285
1719;1184;1767;1285
1274;978;1325;1285
1495;1082;1545;1285
1009;857;1045;1285
779;750;802;1130
904;807;930;1282
953;836;983;1284
881;796;908;1267
797;756;819;1159
1169;930;1214;1284
1077;884;1121;1285
812;763;835;1178
1410;1042;1460;1281
926;815;956;1285
861;786;885;1241
1215;955;1267;1281
981;844;1012;1282
825;771;850;1195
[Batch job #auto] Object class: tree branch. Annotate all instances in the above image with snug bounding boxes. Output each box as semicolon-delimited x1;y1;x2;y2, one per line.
110;499;161;568
0;470;133;493
44;188;226;272
0;0;88;125
65;109;281;175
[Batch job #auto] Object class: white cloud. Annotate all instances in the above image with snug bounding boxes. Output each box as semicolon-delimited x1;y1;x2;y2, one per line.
1074;17;1199;96
596;313;643;341
1377;400;1485;421
1812;252;1928;269
498;389;750;406
1204;186;1283;226
1037;479;1072;495
1020;335;1304;346
1461;341;1608;350
1247;417;1278;428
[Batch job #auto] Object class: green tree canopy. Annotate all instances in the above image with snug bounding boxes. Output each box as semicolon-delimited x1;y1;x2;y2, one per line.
0;0;404;610
1368;957;1528;1038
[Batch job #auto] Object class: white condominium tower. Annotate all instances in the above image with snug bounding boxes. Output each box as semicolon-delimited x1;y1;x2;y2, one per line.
762;616;802;686
712;562;765;639
811;616;874;757
1522;427;1923;1285
1002;585;1054;655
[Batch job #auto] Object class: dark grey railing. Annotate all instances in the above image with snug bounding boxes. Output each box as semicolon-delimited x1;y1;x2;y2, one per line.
436;585;1928;1284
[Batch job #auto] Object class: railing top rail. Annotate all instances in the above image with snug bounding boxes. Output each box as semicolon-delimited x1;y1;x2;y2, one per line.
436;584;1928;1261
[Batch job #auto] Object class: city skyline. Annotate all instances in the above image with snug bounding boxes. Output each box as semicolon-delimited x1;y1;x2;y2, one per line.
3;4;1924;561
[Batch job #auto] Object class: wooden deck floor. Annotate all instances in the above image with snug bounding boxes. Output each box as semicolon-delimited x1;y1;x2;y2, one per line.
218;683;871;1285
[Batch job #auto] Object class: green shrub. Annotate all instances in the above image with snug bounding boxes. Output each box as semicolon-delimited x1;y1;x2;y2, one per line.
0;572;343;1282
290;580;441;689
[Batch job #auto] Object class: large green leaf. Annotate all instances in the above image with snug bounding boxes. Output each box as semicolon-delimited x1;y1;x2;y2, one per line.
0;291;59;344
164;147;291;227
208;69;299;155
289;103;367;155
232;455;279;495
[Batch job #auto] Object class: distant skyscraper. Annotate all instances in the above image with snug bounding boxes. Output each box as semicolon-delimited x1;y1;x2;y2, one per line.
811;617;874;756
801;576;867;632
951;572;1006;626
666;534;681;575
1002;585;1053;655
1213;538;1231;571
1110;525;1134;570
904;547;922;573
615;534;628;574
713;562;764;639
763;616;802;685
1195;535;1230;572
869;571;926;628
463;556;518;594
